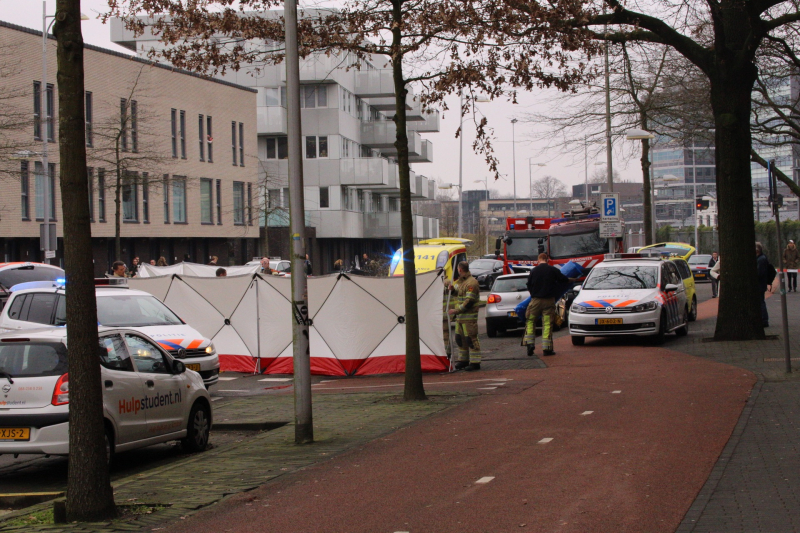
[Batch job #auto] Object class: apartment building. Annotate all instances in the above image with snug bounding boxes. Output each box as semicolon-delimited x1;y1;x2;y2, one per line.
110;12;439;274
0;21;258;276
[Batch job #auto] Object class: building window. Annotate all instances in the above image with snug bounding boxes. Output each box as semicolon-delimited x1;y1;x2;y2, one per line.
206;116;213;162
34;162;56;221
179;110;186;159
122;176;138;222
200;178;213;224
171;109;177;158
87;167;94;222
98;169;106;222
301;85;328;108
231;121;237;166
269;189;280;209
320;186;329;208
120;99;128;152
45;84;54;141
198;114;205;161
33;81;41;139
172;177;187;223
265;87;286;107
247;182;253;225
239;122;244;166
216;179;222;225
142;173;149;223
282;187;290;208
264;136;289;159
305;136;328;159
85;91;93;147
233;182;245;225
131;100;138;153
21;161;30;220
163;175;170;223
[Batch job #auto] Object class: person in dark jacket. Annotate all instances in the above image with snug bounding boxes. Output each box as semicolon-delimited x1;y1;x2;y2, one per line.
524;253;578;356
708;252;719;298
783;240;798;292
756;242;773;327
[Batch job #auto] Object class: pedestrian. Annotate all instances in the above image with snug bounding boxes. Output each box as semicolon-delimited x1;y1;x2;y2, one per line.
756;242;776;327
215;267;227;277
442;274;461;358
783;240;798;292
524;253;578;356
304;254;313;276
708;252;719;298
361;253;370;273
157;256;168;266
128;257;140;278
446;261;482;371
208;255;219;266
333;259;343;271
149;259;156;266
111;261;126;278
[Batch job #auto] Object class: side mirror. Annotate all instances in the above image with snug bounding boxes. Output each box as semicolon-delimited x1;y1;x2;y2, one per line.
538;245;546;254
537;238;545;245
173;360;186;374
664;283;679;292
495;238;502;250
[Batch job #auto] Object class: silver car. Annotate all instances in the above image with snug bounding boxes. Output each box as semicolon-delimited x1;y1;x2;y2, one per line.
485;274;529;337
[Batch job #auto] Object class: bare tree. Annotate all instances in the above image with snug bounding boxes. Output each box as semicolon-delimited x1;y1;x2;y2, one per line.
0;41;36;187
530;175;567;199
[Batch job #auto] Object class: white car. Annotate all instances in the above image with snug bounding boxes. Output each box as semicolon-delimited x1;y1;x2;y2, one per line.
0;327;211;457
247;258;291;276
0;279;220;388
569;256;689;345
485;274;529;337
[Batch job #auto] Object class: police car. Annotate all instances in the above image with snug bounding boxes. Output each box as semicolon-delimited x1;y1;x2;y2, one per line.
0;327;211;457
569;255;689;345
0;279;220;388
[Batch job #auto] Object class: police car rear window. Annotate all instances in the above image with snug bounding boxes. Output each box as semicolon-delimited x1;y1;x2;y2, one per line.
0;342;68;377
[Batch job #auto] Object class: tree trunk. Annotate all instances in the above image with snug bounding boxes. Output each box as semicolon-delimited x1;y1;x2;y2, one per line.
710;63;765;341
114;145;121;262
260;185;269;257
55;0;116;521
640;114;653;245
392;0;426;401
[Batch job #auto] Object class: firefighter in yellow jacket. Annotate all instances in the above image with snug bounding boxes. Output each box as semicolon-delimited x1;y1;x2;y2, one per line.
446;261;482;371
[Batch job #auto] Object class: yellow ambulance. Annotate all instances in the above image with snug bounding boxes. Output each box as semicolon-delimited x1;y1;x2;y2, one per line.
388;238;471;281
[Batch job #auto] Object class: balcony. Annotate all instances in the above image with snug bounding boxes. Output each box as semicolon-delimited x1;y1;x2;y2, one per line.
361;122;422;156
355;70;395;98
407;110;440;133
363;212;439;239
261;157;400;191
408;139;433;164
257;106;287;135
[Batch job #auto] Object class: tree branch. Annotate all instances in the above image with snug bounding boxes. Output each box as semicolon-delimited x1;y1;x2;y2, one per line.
751;149;800;197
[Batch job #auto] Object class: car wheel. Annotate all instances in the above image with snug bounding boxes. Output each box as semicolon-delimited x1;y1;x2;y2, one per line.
104;426;114;467
676;306;689;337
182;402;211;453
653;310;667;345
486;321;497;338
688;295;697;322
571;335;585;346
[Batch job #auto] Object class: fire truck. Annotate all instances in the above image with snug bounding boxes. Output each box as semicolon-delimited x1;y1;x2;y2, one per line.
496;203;624;276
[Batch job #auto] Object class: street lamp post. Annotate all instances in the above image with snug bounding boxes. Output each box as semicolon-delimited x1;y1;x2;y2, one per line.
511;118;518;212
626;128;656;246
438;183;462;236
526;159;546;213
458;92;464;239
474;178;490;253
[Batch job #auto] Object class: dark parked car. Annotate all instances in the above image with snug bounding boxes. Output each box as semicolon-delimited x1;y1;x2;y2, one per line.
469;259;504;290
688;254;713;282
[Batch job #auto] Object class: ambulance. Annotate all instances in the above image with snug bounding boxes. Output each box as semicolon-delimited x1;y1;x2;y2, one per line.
0;327;211;457
388;238;471;281
0;279;220;389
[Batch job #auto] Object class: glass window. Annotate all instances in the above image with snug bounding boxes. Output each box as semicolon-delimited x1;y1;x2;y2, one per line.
303;85;316;108
206;116;213;162
0;342;67;378
179;110;186;159
45;84;54;141
584;266;659;290
266;138;276;159
265;88;280;106
171;109;177;158
120;98;129;152
125;334;171;374
142;175;149;223
269;189;281;209
319;136;328;158
233;182;245;225
162;175;170;223
98;169;106;222
172;177;186;223
548;231;607;260
198;114;205;161
54;295;66;326
34;162;56;221
231;121;237;165
673;259;692;280
98;335;134;372
25;293;59;325
201;178;212;224
5;294;28;320
239;122;245;166
33;81;41;139
278;136;288;159
97;294;183;327
320;186;329;208
306;136;317;159
216;179;222;224
247;182;253;226
20;161;29;220
131;100;138;152
85;91;93;147
317;85;327;107
492;277;530;293
505;237;545;261
122;179;138;222
87;168;94;222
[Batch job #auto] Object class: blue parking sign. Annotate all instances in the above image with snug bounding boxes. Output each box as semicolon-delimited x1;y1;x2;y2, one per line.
604;197;616;216
600;192;620;221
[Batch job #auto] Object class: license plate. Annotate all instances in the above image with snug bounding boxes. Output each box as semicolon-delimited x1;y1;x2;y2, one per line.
507;311;517;317
186;363;201;372
695;273;706;278
0;428;30;441
596;318;623;325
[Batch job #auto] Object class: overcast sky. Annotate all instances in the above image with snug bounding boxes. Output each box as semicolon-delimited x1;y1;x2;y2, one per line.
0;0;642;199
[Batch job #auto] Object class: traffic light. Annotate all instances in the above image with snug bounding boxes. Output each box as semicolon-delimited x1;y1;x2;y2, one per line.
695;197;709;211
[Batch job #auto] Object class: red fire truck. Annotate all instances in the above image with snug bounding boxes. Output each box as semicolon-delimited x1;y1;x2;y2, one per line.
496;204;624;275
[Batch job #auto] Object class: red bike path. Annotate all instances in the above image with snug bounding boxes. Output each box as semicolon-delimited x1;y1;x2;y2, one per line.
166;296;754;533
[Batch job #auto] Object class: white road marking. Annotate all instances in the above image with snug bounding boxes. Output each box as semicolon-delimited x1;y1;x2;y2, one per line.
612;390;622;394
312;378;512;390
538;438;553;444
477;387;497;390
211;397;223;401
217;377;238;381
259;378;293;382
490;382;507;386
581;411;594;416
475;476;495;484
217;390;247;392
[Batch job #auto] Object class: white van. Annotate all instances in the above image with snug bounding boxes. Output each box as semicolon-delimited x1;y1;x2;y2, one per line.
0;279;219;388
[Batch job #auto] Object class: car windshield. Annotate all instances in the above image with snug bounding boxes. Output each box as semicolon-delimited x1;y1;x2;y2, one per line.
643;246;691;257
96;294;183;327
0;342;68;377
689;255;712;265
492;277;529;293
0;265;65;291
470;260;498;270
506;238;543;261
549;231;608;259
583;266;659;290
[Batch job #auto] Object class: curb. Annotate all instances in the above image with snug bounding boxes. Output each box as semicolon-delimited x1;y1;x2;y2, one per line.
675;376;764;532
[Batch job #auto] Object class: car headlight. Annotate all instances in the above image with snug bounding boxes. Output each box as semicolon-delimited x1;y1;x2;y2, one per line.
205;343;216;355
570;304;586;313
477;274;486;280
631;301;658;313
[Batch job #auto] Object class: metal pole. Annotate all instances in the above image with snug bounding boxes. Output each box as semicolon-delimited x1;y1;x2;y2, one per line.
42;1;51;265
584;136;589;204
770;161;792;373
651;169;657;243
692;144;699;251
457;92;463;239
484;178;489;254
254;277;261;375
285;0;313;443
511;118;517;212
604;17;613;193
528;160;533;213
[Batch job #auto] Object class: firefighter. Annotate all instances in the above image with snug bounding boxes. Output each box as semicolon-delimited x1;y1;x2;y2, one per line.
446;261;482;371
442;275;460;358
524;253;578;356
